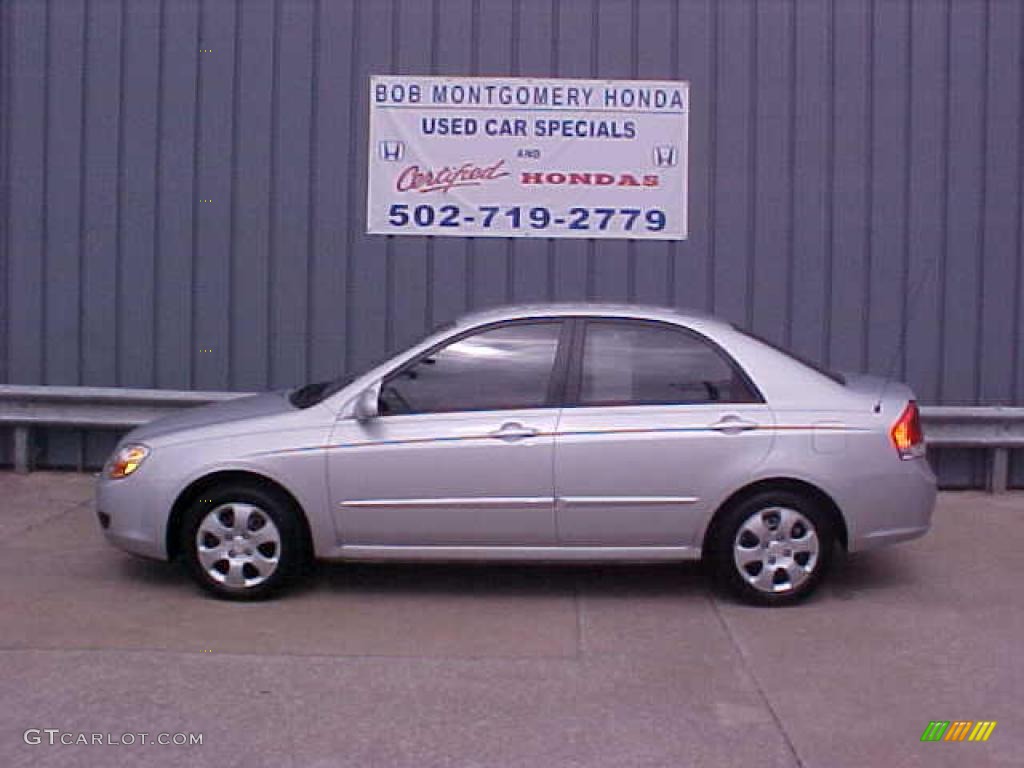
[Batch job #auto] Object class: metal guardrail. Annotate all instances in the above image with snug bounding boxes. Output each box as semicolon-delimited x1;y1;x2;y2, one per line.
917;406;1024;493
0;385;252;474
1;384;1022;491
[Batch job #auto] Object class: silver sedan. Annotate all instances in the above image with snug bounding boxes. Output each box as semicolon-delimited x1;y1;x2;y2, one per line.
97;304;936;605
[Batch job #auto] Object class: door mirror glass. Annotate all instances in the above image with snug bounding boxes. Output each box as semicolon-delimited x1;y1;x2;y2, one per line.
353;386;380;421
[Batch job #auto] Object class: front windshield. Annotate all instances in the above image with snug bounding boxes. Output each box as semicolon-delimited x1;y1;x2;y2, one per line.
288;320;456;409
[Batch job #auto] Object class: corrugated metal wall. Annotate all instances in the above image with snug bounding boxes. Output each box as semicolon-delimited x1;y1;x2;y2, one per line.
2;0;1023;484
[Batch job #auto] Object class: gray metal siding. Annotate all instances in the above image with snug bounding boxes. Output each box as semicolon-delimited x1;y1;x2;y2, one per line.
1;0;1022;485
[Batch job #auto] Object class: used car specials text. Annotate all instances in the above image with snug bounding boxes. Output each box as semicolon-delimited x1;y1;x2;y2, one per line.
371;79;686;237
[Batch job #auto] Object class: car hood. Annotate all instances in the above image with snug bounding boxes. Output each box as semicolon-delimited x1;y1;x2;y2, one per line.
125;391;296;444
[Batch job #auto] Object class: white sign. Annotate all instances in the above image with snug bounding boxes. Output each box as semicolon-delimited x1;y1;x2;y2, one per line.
367;75;689;240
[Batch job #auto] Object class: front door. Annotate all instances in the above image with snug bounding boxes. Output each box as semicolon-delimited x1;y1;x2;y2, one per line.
554;318;774;547
327;320;566;546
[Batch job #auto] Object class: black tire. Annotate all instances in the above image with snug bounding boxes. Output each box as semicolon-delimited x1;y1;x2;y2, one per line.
180;483;311;600
707;489;835;606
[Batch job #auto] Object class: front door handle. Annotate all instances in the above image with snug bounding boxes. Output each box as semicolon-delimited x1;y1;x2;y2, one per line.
710;415;759;435
489;422;539;441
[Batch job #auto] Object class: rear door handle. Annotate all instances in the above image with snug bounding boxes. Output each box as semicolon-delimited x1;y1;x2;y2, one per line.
710;416;759;434
489;422;539;441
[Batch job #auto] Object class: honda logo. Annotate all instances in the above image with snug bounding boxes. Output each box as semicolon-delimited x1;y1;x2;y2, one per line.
653;145;678;168
378;140;405;161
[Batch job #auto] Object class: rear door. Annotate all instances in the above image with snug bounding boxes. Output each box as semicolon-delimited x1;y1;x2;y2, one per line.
554;318;775;547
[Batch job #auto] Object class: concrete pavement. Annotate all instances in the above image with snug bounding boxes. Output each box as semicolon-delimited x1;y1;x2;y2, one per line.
0;470;1020;767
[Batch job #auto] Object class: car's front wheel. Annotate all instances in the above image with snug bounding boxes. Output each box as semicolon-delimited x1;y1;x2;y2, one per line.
180;484;311;600
709;490;835;606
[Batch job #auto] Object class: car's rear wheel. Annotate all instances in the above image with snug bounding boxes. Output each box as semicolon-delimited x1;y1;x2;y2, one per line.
709;490;834;606
180;484;310;600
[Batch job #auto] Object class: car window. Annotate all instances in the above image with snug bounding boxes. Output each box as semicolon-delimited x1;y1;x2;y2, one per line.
380;321;562;415
579;320;758;406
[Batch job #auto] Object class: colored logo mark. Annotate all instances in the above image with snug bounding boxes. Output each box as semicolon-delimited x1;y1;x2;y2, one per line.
378;140;406;162
921;721;997;742
652;145;678;168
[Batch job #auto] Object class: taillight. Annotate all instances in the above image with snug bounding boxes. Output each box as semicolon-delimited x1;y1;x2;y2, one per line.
891;401;925;459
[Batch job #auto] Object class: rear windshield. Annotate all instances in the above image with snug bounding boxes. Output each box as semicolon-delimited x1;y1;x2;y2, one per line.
735;328;846;386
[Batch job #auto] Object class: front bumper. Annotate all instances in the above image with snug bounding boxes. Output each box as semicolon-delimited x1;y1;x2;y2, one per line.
95;471;170;561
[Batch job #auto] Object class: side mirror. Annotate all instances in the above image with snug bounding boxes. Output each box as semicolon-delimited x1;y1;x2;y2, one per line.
352;386;380;421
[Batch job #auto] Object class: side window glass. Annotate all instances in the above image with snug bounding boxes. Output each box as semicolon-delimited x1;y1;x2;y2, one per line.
580;321;757;406
380;322;562;415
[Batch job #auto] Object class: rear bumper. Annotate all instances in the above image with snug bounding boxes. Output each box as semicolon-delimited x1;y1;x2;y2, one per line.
843;457;937;552
853;523;931;551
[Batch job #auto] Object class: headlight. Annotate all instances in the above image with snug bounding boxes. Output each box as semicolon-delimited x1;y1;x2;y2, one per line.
107;444;150;479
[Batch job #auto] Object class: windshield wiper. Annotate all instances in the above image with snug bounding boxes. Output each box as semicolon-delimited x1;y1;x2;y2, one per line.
289;374;357;409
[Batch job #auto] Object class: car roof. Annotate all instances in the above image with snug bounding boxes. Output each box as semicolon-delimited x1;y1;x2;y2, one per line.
452;302;732;330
